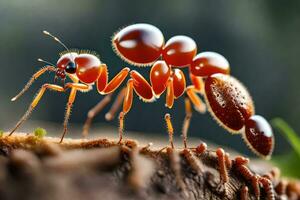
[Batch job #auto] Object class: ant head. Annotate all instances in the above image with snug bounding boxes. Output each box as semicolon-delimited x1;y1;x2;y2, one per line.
190;52;230;77
56;52;79;76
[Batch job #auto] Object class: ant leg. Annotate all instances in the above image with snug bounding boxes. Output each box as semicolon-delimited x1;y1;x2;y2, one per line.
60;83;90;143
66;73;79;83
165;113;175;149
9;84;64;136
118;79;134;143
189;73;204;93
64;82;92;91
115;70;153;142
84;65;129;137
105;87;126;121
82;87;126;137
182;97;192;149
119;70;156;142
82;95;112;137
186;86;206;113
165;78;174;108
123;79;134;114
97;65;130;94
130;70;154;102
172;69;186;99
96;64;108;92
60;89;76;143
11;66;56;101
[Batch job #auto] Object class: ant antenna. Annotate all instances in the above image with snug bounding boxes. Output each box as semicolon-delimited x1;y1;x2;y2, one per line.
43;30;70;52
37;58;55;66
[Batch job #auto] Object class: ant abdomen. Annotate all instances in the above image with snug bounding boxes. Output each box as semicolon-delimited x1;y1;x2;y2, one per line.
243;115;274;158
204;73;254;132
130;70;154;102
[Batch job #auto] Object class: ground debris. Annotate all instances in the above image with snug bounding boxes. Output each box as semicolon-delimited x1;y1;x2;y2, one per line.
0;133;299;200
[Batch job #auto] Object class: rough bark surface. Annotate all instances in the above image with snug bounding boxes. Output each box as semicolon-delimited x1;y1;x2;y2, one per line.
0;133;299;200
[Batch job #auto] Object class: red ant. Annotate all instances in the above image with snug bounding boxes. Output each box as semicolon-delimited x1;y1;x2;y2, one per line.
9;24;274;159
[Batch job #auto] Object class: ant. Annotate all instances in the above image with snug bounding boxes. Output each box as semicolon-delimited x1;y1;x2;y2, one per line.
9;24;274;159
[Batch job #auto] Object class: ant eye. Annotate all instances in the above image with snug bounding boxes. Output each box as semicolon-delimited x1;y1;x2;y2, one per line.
65;61;76;74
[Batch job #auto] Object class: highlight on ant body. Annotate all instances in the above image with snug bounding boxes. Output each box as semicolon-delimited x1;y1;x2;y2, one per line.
9;23;274;159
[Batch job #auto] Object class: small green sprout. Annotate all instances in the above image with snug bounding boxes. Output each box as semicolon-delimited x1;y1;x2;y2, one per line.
272;118;300;157
0;130;3;137
34;127;47;139
271;118;300;178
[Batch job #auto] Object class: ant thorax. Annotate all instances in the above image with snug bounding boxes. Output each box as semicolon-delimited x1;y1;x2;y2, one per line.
55;50;102;84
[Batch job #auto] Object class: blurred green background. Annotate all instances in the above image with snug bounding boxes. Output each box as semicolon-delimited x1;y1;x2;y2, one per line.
0;0;300;156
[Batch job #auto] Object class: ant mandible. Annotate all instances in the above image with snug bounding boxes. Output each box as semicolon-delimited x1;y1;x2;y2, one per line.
83;23;274;158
